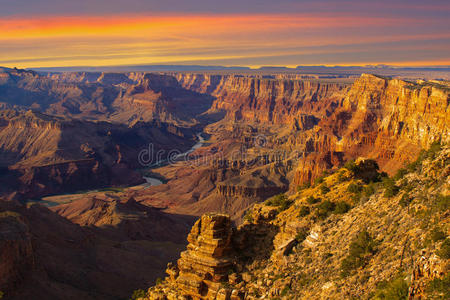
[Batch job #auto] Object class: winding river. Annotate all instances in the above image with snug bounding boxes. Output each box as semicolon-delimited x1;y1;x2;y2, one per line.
27;133;206;206
141;132;205;187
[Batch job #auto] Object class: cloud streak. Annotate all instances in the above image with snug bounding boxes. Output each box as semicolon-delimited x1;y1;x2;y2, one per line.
0;12;448;68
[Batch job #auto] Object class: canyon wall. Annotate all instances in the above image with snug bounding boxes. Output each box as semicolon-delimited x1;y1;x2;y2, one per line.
176;73;350;124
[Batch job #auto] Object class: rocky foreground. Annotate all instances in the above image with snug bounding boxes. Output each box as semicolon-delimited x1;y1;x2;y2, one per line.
144;144;449;299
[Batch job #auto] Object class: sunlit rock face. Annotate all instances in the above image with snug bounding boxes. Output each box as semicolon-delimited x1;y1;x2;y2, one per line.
148;213;235;299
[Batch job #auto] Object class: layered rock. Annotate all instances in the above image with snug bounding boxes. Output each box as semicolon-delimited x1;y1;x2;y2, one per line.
176;73;350;124
149;214;234;299
408;251;447;299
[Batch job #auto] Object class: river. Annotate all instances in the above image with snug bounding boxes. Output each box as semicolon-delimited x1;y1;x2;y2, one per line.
141;132;205;187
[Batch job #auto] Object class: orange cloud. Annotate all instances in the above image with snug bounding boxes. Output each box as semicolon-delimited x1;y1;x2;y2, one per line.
0;14;448;68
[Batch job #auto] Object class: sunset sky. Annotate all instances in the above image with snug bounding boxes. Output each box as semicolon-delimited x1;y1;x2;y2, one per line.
1;0;449;68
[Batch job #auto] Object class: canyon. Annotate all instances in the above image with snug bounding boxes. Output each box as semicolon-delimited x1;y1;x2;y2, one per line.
0;67;448;299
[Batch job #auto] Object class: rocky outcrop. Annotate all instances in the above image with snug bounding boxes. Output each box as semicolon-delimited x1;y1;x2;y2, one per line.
148;214;234;299
145;145;449;299
408;251;447;299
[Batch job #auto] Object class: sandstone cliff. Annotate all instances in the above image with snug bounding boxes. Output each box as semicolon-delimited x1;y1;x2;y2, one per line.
144;144;449;299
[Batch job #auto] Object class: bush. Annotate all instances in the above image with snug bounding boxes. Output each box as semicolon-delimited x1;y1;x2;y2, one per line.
382;177;399;198
351;192;362;204
438;238;450;259
243;210;254;223
363;182;376;197
334;201;351;214
344;159;381;183
426;273;450;299
435;194;450;212
130;289;146;300
407;141;442;172
316;200;335;219
320;184;331;195
297;182;311;192
156;277;163;285
306;196;320;204
337;171;348;182
373;274;409;300
341;230;377;277
393;168;408;181
347;183;363;194
298;205;310;217
265;194;292;212
430;227;446;242
314;176;325;185
399;194;412;207
344;160;358;173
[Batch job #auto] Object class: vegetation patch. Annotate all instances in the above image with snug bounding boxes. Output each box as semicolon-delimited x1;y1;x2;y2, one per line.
426;273;450;299
130;289;146;300
372;273;409;300
265;193;293;212
341;230;377;277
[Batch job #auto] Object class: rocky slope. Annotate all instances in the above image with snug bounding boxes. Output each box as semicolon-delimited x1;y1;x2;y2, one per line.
145;144;449;299
0;197;195;300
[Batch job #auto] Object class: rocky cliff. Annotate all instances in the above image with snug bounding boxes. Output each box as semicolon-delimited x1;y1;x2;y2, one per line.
176;73;350;124
144;144;449;299
0;197;194;300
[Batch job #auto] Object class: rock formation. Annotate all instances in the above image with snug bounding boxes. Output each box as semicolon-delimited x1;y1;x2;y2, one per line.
148;213;235;299
145;145;450;299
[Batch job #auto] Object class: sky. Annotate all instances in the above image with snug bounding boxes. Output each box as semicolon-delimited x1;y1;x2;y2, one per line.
0;0;449;68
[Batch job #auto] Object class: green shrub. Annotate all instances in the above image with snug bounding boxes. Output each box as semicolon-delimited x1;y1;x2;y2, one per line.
373;274;409;300
337;171;348;182
406;141;442;173
156;277;163;285
347;183;363;194
344;160;358;173
430;227;446;242
314;176;325;185
351;192;362;204
0;291;3;299
130;289;146;300
382;177;399;198
363;183;376;197
334;201;351;214
297;182;311;192
265;194;292;212
298;205;310;217
399;194;412;207
345;159;381;183
393;168;408;181
435;194;450;212
320;184;331;194
438;238;450;259
426;273;450;299
280;285;291;296
341;230;377;277
316;200;336;219
307;196;320;204
243;210;254;223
